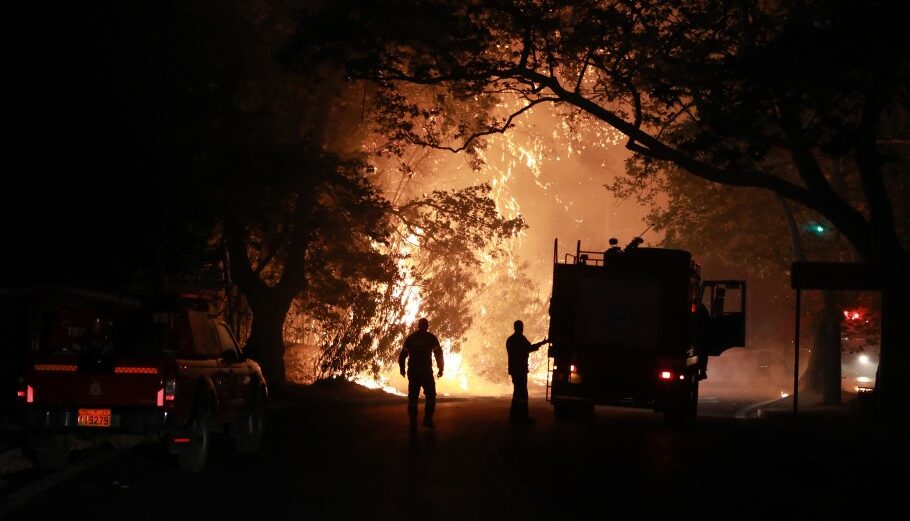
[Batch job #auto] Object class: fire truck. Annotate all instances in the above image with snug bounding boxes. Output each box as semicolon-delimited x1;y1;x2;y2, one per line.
546;239;746;424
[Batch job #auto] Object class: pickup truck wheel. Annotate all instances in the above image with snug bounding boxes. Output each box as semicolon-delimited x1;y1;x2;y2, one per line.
178;404;211;473
232;390;265;454
34;447;69;470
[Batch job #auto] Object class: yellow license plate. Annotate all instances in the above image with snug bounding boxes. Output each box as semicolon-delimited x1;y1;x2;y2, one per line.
77;408;112;428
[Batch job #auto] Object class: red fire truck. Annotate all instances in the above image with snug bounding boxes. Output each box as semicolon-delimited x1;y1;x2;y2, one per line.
546;239;746;424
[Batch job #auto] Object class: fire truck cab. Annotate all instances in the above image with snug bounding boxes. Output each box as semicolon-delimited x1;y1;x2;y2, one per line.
546;239;746;425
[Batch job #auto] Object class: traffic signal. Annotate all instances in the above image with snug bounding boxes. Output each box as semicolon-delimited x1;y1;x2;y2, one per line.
805;221;830;236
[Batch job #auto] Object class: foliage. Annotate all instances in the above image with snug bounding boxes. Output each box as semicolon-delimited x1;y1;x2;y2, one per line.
465;265;548;384
303;182;526;379
283;0;910;265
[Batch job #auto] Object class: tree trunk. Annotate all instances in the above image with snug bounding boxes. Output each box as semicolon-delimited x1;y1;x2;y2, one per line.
799;291;843;405
875;266;910;416
245;296;292;385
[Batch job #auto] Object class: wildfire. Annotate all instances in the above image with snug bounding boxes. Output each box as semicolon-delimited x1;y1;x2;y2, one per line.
319;99;637;399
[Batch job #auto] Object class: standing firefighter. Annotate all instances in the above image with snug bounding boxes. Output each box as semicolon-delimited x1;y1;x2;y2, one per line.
399;318;444;429
506;320;548;423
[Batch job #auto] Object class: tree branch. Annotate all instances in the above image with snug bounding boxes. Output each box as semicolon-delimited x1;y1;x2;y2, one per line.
407;96;559;153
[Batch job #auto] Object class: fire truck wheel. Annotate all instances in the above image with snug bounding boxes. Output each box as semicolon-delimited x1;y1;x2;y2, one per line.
664;381;698;427
554;401;594;421
554;402;572;420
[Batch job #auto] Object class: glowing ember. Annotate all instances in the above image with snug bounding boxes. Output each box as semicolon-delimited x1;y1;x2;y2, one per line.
352;375;405;397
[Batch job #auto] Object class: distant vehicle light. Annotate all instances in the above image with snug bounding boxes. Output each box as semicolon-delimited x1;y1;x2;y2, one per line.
27;385;34;403
16;390;25;398
156;388;165;407
780;392;790;399
173;437;191;444
858;355;870;364
857;376;872;383
660;371;672;380
570;364;577;373
679;374;685;380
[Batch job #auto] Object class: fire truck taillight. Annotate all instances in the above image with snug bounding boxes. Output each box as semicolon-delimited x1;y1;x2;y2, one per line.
568;364;583;383
660;371;673;380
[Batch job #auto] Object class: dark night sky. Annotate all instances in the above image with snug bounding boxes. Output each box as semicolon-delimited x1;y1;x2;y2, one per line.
2;2;183;288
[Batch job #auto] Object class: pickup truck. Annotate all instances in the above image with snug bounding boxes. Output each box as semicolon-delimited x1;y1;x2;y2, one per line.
16;295;267;472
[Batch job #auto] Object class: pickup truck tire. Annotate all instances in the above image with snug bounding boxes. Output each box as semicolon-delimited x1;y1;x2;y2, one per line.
178;400;212;473
34;447;69;470
232;389;265;454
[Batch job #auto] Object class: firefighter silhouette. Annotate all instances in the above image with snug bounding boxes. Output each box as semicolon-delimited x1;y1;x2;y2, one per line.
506;320;548;423
625;236;644;251
604;238;623;261
399;318;444;429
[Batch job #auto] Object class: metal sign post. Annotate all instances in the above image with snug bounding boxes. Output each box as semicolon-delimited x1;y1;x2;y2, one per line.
793;290;800;414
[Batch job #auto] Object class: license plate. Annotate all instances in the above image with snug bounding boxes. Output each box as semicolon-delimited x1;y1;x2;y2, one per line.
77;408;112;428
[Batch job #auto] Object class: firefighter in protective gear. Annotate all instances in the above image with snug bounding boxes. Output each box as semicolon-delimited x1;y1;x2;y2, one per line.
506;320;548;423
399;318;444;428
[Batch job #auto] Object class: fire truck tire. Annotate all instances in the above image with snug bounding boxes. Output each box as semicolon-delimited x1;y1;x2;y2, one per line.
179;399;212;473
232;388;265;454
664;381;698;427
554;401;594;421
34;447;69;470
554;401;572;420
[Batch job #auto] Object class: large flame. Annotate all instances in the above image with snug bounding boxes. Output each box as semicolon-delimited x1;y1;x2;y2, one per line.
295;101;645;397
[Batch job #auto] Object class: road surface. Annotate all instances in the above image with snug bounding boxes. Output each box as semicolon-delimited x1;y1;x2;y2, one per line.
1;395;905;520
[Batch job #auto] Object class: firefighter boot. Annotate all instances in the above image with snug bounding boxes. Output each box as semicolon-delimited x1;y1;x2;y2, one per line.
423;400;436;429
408;403;418;431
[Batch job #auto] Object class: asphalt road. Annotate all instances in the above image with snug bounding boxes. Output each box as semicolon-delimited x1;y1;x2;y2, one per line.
1;396;906;520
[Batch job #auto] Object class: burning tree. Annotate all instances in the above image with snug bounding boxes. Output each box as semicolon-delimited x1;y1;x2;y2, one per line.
172;0;531;386
283;0;910;414
299;182;525;381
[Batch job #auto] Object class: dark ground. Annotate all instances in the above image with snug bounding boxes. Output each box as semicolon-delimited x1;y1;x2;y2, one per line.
1;381;907;520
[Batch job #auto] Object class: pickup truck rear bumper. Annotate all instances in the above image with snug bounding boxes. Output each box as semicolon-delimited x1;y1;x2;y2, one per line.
22;406;174;434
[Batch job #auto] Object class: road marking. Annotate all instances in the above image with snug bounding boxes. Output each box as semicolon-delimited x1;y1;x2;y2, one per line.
0;444;134;519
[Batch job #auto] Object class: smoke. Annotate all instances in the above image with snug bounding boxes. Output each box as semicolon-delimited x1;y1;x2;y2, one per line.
700;345;795;402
